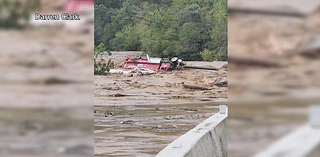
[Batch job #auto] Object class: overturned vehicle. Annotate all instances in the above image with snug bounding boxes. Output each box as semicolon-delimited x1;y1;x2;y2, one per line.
122;54;184;71
109;54;184;76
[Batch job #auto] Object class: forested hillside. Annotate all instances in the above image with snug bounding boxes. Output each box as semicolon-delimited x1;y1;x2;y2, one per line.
94;0;227;61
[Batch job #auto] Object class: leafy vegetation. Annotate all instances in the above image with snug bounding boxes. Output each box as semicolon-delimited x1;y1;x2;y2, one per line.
94;0;227;61
94;43;113;75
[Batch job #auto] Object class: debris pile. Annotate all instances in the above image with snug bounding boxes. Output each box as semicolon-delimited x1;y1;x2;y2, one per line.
110;54;184;76
109;67;156;76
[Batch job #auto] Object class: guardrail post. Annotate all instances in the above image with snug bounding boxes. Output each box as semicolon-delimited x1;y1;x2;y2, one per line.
219;105;227;114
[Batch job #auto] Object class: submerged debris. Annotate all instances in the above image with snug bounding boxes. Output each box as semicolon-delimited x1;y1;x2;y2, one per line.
120;120;135;124
298;35;320;58
110;67;155;76
215;77;228;87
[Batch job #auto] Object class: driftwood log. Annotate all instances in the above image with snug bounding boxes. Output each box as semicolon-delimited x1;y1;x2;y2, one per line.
182;84;211;90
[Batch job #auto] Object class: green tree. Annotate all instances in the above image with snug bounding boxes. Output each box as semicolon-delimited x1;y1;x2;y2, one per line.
138;10;178;57
94;43;111;75
94;0;227;61
204;0;228;61
174;22;204;60
110;25;140;51
94;0;124;46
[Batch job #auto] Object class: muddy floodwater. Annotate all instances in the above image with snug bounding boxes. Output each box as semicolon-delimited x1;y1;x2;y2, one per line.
94;102;224;157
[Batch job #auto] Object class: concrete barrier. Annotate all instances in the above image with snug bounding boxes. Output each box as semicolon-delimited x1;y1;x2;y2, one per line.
254;105;320;157
155;105;228;157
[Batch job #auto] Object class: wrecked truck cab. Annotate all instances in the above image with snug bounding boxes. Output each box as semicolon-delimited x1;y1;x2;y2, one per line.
177;59;184;67
170;57;184;69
